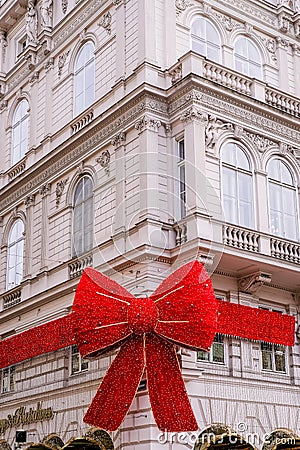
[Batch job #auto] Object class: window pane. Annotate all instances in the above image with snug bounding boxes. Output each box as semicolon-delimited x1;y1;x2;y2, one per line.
191;18;221;63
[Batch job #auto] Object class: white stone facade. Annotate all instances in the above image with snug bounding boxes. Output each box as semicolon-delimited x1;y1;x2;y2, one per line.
0;0;300;449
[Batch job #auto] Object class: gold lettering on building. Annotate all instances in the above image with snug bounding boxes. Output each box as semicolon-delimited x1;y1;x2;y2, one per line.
0;402;54;434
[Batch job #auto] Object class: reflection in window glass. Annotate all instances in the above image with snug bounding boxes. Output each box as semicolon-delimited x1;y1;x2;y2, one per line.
73;176;94;257
191;17;221;63
197;334;225;363
12;100;29;165
74;42;95;116
268;159;298;241
234;37;263;79
221;143;254;228
6;220;25;291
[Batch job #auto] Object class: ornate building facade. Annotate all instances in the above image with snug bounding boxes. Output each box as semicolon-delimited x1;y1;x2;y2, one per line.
0;0;300;449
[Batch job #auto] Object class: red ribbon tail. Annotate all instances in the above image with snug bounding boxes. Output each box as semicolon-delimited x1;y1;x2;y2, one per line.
145;334;198;432
84;335;145;431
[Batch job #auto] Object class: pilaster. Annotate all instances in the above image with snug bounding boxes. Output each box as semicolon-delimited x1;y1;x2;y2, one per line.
24;194;35;278
135;116;161;221
39;183;51;271
180;107;208;214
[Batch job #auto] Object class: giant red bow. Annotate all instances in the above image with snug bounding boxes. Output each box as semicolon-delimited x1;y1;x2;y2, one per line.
0;261;295;432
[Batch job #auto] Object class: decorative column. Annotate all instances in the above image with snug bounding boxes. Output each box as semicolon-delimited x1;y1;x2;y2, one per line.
43;57;54;145
164;0;177;68
24;194;35;278
135;115;161;222
180;107;208;215
114;0;125;81
0;29;7;76
137;0;157;65
276;37;290;92
28;70;39;150
39;183;51;271
292;44;300;97
111;131;126;256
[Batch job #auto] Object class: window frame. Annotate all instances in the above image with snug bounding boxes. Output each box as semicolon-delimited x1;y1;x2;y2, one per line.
191;16;222;64
267;158;299;242
197;333;225;364
70;345;89;375
177;139;186;219
233;36;263;80
73;41;95;117
220;142;255;229
11;99;29;166
72;175;94;257
6;219;25;291
1;366;15;394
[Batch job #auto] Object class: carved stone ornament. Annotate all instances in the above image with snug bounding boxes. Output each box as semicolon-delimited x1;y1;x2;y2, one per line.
205;114;233;149
277;12;292;32
56;179;69;206
0;440;12;450
96;150;111;170
265;38;278;62
135;116;161;133
238;271;272;294
44;57;54;71
98;11;112;34
61;0;68;13
39;182;51;196
175;0;192;15
113;0;122;5
58;50;70;77
0;100;8;112
29;71;39;84
111;132;126;147
24;194;35;207
244;131;275;153
168;63;182;84
180;107;208;123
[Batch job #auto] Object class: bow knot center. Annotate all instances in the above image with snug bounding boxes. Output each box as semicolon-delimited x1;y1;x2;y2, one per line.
128;297;158;335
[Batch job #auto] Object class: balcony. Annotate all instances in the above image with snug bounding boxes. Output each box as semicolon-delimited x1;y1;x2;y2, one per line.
169;51;300;117
223;225;260;253
2;286;21;310
68;253;93;279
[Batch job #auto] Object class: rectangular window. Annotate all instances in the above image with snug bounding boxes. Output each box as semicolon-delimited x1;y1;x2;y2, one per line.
178;140;186;219
261;342;286;373
1;366;15;393
71;345;89;374
197;334;225;364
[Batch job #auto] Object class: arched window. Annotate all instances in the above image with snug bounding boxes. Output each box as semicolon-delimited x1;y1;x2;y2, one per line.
234;37;263;79
221;142;254;228
73;176;94;256
191;17;221;63
11;100;29;166
267;159;298;241
74;42;95;116
6;219;25;290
